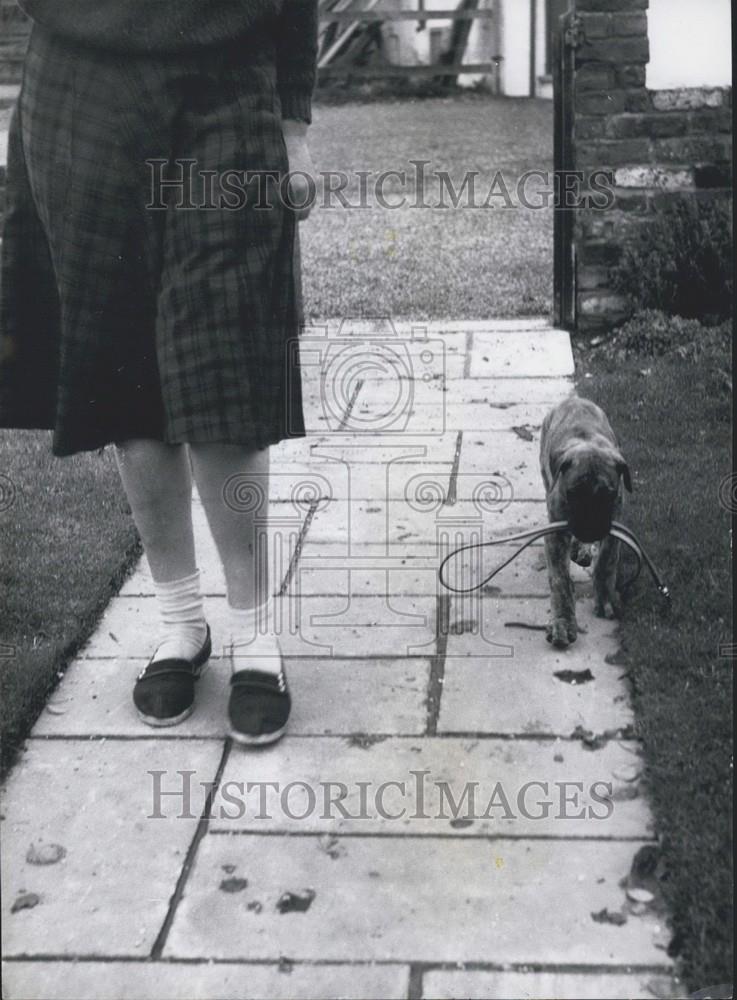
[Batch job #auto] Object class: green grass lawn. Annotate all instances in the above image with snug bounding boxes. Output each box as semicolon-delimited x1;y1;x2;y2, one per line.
578;339;733;991
303;94;553;319
0;431;140;773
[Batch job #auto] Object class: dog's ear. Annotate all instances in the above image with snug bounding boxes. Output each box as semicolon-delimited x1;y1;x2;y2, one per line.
550;447;574;483
606;445;632;493
617;459;633;493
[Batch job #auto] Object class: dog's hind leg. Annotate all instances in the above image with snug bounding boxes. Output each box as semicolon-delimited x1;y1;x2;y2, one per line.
594;536;622;619
545;533;578;648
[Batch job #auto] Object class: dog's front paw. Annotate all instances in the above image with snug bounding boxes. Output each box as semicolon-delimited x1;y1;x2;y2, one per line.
546;617;578;649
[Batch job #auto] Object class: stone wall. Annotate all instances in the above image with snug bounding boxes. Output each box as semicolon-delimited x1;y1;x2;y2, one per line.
573;0;732;333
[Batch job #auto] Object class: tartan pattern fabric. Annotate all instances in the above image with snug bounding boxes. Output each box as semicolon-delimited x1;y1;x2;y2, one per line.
18;0;318;123
0;25;305;456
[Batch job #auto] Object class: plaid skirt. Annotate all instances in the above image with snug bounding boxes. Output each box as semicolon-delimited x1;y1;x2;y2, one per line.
0;25;305;456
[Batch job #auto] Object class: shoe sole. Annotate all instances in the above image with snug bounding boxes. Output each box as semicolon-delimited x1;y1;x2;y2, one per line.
137;703;196;728
135;660;209;729
228;722;288;746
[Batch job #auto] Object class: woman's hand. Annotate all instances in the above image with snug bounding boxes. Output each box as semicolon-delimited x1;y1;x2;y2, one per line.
282;119;315;221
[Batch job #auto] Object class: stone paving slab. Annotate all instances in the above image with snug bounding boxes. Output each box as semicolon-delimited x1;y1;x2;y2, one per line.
329;400;553;435
435;318;554;332
30;658;430;738
300;362;467;399
193;461;455;505
1;740;221;958
447;375;572;401
445;594;619;657
442;402;551;434
469;331;574;378
80;595;439;659
208;736;651;838
459;429;544;499
285;549;591;599
305;499;548;547
187;497;555;590
438;597;633;736
331;318;554;333
422;969;685;999
1;961;409;1000
356;375;572;401
438;654;634;738
303;374;569;437
308;318;553;334
165;835;665;964
313;374;571;436
299;326;469;381
276;434;460;464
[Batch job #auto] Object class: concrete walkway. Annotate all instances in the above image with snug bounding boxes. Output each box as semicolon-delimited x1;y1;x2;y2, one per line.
2;319;684;1000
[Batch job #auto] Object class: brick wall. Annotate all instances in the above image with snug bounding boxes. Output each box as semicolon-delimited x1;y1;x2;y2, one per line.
573;0;732;333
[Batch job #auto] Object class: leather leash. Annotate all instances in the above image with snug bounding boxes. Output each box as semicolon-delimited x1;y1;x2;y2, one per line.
438;519;671;600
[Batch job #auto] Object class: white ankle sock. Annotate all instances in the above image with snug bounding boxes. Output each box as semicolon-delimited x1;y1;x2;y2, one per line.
224;597;282;676
152;571;208;663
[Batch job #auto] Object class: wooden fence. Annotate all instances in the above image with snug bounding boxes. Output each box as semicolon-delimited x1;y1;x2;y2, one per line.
318;2;501;86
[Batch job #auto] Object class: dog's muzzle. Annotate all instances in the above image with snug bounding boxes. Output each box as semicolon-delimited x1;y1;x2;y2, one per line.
567;483;617;543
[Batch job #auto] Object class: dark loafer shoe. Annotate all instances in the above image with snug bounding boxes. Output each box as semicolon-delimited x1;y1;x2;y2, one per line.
134;626;211;727
228;668;291;746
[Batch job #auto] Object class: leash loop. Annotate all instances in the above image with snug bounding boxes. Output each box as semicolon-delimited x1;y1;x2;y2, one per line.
438;519;670;599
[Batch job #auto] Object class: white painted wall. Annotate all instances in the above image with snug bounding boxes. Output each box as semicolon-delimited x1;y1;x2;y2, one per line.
501;0;531;96
534;0;551;97
385;0;454;66
647;0;732;89
535;0;547;80
379;0;552;97
459;0;499;89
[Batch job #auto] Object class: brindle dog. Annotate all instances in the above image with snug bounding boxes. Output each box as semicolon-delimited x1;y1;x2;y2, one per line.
540;395;632;649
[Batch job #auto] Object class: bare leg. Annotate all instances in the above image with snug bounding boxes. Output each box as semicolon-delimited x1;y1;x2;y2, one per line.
114;439;207;665
189;442;283;698
188;442;270;609
114;439;196;582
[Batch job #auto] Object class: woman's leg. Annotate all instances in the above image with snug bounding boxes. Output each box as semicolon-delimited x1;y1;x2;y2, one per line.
190;442;288;745
189;442;281;676
188;442;270;609
114;439;208;662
